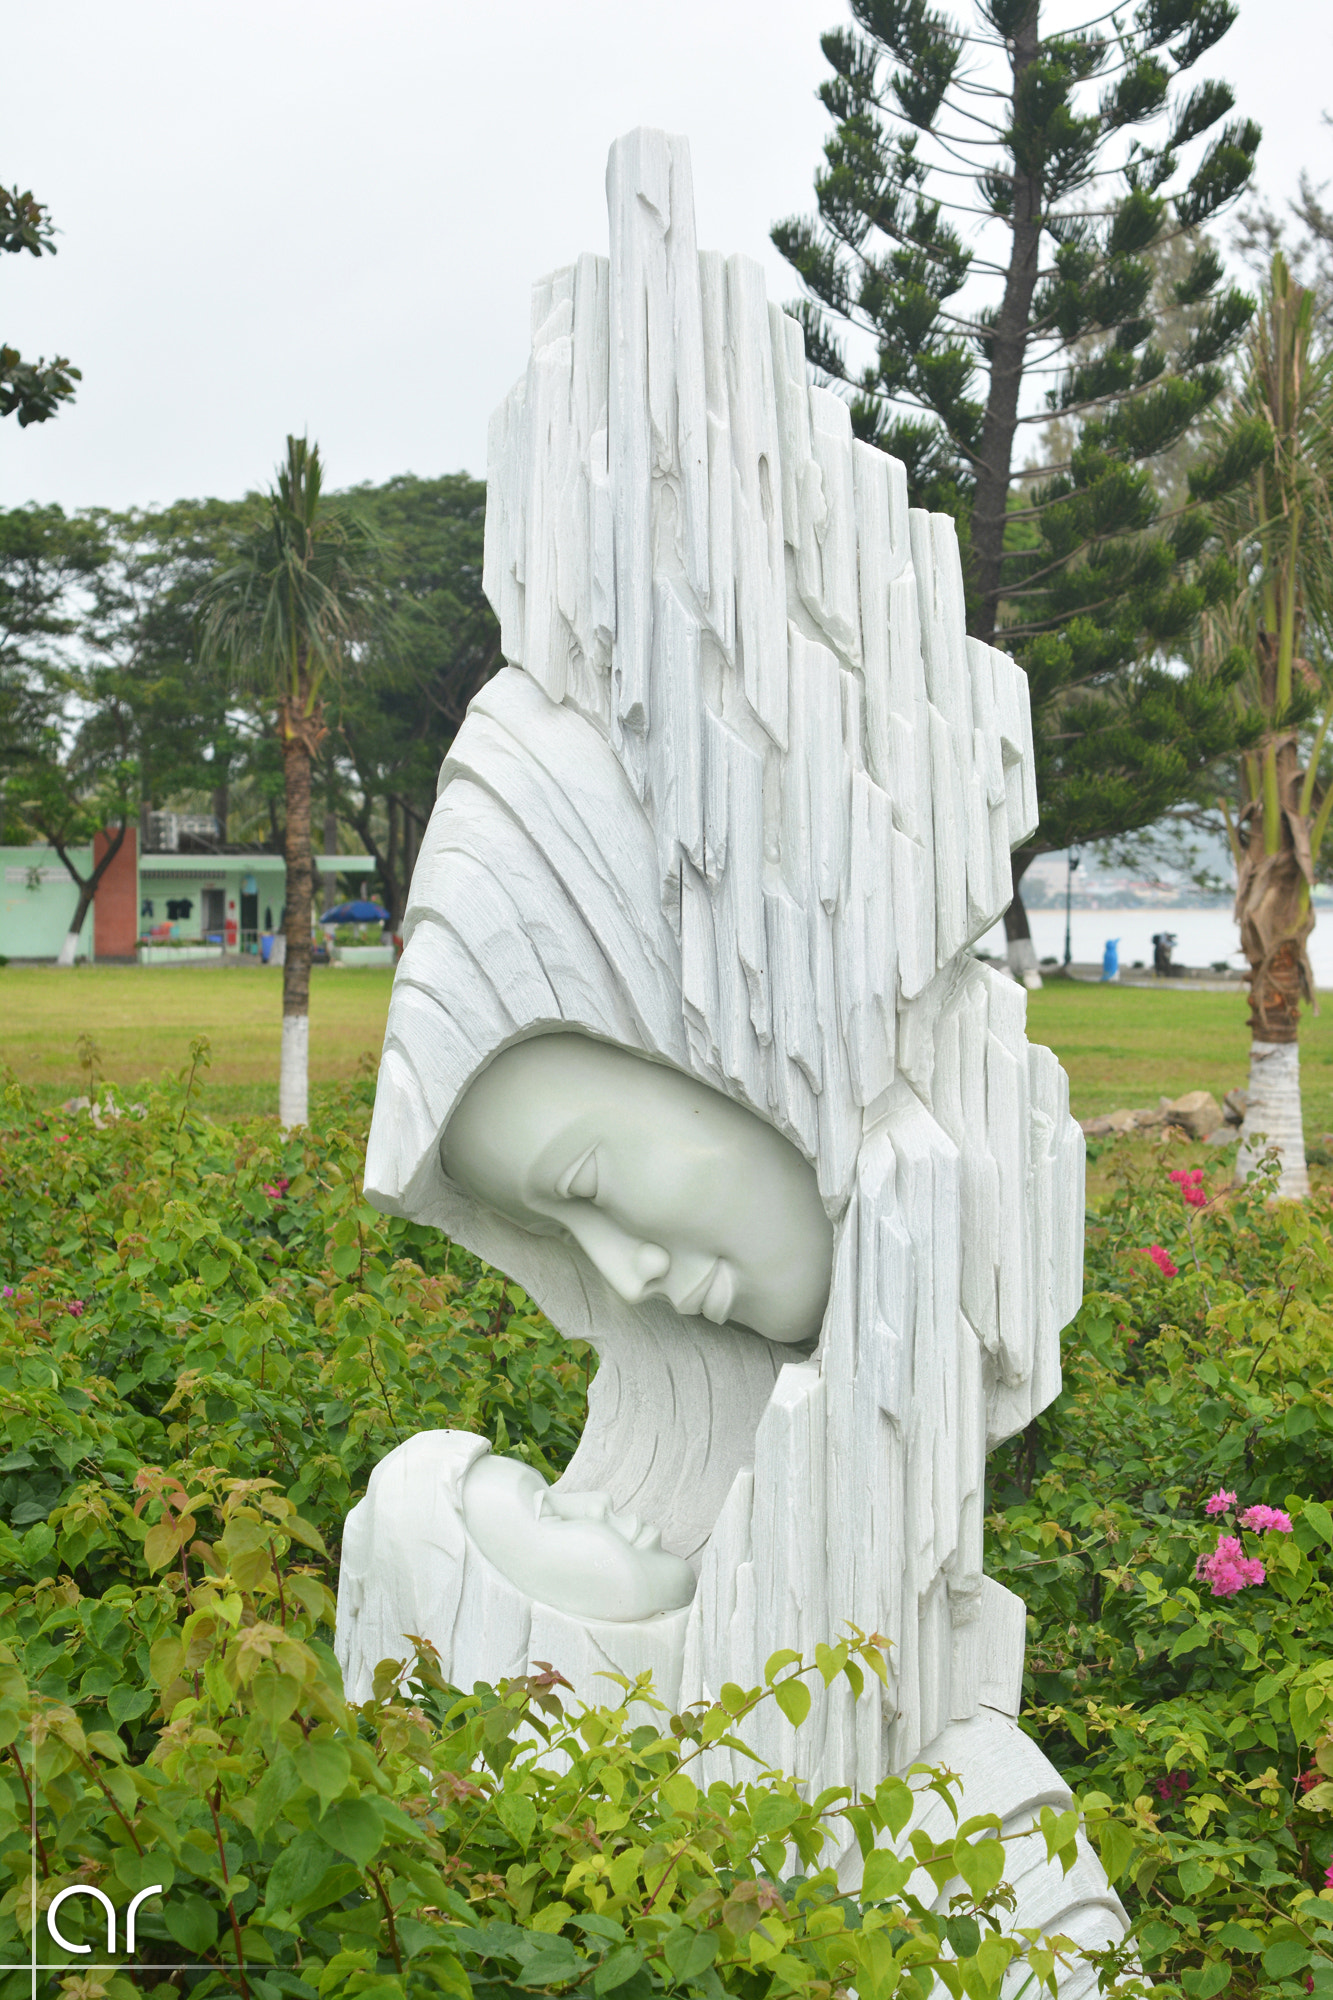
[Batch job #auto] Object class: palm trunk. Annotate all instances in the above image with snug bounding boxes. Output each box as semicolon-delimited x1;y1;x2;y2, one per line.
1236;1040;1309;1199
278;679;326;1129
1233;682;1314;1197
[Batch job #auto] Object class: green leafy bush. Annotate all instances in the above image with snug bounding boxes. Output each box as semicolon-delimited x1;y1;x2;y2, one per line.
8;1055;1333;1995
990;1139;1333;1995
0;1055;1097;2000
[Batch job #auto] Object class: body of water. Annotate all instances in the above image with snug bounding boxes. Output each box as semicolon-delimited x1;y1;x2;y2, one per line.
975;905;1333;989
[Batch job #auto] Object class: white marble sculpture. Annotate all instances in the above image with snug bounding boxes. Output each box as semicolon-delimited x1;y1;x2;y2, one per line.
338;129;1128;1988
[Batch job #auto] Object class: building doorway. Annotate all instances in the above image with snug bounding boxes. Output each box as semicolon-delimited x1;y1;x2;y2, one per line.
240;885;258;950
201;886;225;937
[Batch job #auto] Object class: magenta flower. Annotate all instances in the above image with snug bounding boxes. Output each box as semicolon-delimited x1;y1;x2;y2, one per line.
262;1178;290;1199
66;1300;84;1318
1154;1770;1191;1801
2;1286;13;1298
1204;1488;1237;1516
1196;1535;1266;1597
1239;1504;1293;1534
1169;1167;1209;1209
1144;1244;1178;1277
1325;1862;1333;1889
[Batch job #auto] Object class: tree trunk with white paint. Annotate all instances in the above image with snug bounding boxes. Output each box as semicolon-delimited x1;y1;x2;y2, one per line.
1236;1038;1310;1199
277;669;325;1131
1232;652;1314;1199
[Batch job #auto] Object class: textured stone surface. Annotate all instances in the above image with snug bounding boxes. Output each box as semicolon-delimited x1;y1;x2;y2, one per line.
343;128;1122;1961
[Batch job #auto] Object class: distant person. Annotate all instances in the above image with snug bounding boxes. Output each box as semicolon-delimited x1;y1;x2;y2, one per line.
1101;938;1119;982
1152;931;1177;977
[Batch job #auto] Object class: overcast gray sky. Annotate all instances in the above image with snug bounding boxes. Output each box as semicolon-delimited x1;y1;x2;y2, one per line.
2;0;1328;513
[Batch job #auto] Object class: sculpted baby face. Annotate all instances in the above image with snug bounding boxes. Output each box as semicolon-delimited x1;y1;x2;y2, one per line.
462;1454;695;1622
441;1034;833;1344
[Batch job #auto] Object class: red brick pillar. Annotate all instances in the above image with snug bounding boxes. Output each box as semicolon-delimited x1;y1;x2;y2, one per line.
93;825;139;960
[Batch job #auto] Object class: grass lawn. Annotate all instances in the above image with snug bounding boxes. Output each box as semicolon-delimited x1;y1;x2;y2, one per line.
4;961;1332;1139
0;963;395;1116
1025;977;1333;1138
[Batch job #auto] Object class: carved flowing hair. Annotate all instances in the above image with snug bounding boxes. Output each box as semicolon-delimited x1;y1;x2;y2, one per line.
364;130;1083;1786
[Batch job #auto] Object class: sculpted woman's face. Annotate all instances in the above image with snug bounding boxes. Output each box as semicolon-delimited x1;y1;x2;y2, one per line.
441;1034;833;1344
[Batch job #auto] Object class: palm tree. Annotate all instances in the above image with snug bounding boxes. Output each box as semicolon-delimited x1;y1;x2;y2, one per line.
1206;257;1333;1197
200;437;381;1127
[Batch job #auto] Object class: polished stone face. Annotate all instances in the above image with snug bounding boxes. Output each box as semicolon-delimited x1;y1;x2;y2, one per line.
441;1033;834;1344
461;1453;695;1622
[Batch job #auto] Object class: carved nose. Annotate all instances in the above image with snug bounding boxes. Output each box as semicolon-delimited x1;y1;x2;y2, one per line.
634;1242;670;1283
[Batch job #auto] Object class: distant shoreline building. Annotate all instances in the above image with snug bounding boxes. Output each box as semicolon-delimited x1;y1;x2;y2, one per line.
0;830;380;962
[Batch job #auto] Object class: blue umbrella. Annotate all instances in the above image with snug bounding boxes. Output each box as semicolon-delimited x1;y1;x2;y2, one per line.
320;899;391;924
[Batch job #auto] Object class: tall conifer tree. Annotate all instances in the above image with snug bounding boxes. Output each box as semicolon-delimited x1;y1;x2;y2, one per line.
775;0;1267;974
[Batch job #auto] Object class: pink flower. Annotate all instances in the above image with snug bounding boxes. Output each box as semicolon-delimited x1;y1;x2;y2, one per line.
1299;1769;1321;1793
262;1178;290;1199
66;1300;84;1318
1325;1863;1333;1889
1169;1168;1209;1208
1204;1489;1238;1516
1144;1245;1178;1277
1154;1770;1191;1801
1240;1504;1293;1534
1196;1535;1266;1597
55;1134;68;1146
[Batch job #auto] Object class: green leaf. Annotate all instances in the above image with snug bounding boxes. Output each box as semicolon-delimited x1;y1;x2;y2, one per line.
861;1847;911;1901
764;1649;801;1685
873;1776;915;1839
329;1243;360;1277
952;1834;1006;1898
943;1914;981;1959
164;1893;218;1956
293;1735;351;1807
517;1940;589;1988
1262;1940;1312;1979
198;1255;228;1287
774;1677;811;1727
248;1669;302;1725
107;1684;154;1726
1304;1500;1333;1547
318;1796;385;1867
495;1789;537;1850
1095;1819;1137;1885
663;1929;718;1983
262;1831;343;1916
594;1945;648;1994
752;1792;800;1839
1212;1924;1263;1951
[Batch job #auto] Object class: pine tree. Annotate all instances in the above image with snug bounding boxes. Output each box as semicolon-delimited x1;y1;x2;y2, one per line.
774;0;1267;975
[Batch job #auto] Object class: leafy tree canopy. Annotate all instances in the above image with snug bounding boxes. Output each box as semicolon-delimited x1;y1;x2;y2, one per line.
1;184;79;426
774;0;1268;902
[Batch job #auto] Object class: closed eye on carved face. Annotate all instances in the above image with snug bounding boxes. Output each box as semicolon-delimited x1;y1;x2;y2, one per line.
441;1033;834;1345
557;1148;599;1201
